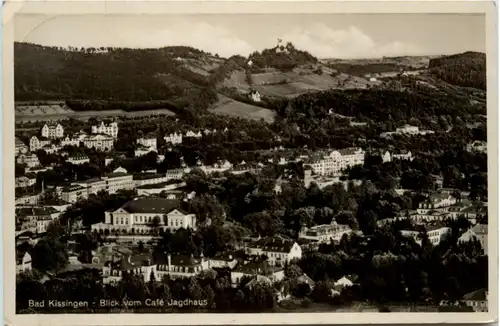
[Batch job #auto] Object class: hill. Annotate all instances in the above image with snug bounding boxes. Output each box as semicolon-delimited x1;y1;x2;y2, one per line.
428;52;486;90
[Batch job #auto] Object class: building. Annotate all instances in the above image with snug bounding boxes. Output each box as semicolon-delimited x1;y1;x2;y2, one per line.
61;185;88;203
466;141;487;154
91;121;118;138
163;132;183;145
462;289;488;312
231;260;285;286
15;137;29;156
304;148;365;176
83;134;114;151
165;167;191;180
16;207;60;234
133;172;169;187
417;193;457;214
156;254;209;280
42;143;62;154
134;145;157;157
401;225;451;246
201;160;233;174
29;136;51;152
15;174;37;188
246;236;302;267
60;135;81;147
67;155;90;165
16;252;32;274
103;173;135;194
299;221;352;244
15;191;43;205
91;198;197;234
409;210;451;223
185;131;202;138
459;224;488;255
137;135;157;150
396;124;420;135
392;150;413;161
74;178;107;195
41;122;64;139
207;252;240;269
250;90;262;102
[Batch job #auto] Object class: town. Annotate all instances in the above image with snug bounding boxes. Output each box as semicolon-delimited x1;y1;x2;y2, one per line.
15;108;488;313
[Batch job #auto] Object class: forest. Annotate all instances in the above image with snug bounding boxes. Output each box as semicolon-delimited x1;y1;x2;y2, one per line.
429;52;486;90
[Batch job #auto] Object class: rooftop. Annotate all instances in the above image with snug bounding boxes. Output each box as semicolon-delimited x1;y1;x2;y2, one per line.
249;236;296;253
117;198;188;215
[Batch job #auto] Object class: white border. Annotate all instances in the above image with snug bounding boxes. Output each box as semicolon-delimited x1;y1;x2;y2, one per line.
2;1;498;325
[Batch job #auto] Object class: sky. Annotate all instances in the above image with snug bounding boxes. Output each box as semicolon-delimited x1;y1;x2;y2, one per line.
14;14;486;59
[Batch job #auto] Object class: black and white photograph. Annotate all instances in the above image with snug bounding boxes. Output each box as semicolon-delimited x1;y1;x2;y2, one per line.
3;1;498;325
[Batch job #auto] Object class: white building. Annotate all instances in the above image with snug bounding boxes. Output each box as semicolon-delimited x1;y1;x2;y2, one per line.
92;198;197;234
136;181;187;196
29;136;52;152
459;224;488;255
396;124;420;135
304;148;365;176
134;145;157;157
41;122;64;139
250;90;261;102
417;193;457;214
231;261;285;286
16;153;40;168
299;221;352;244
185;131;202;138
137;135;157;150
61;185;88;204
41;143;62;154
164;132;183;145
83;134;114;151
91;121;119;138
466;141;487;154
15;137;29;156
67;155;90;165
246;236;302;267
133;173;169;187
392;150;413;161
401;226;451;246
462;289;488;312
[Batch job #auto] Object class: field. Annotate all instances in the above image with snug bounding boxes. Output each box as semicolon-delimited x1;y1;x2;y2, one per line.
209;95;276;123
221;70;251;91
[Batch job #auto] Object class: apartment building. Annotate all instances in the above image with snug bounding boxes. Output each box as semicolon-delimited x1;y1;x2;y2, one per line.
304;148;365;176
246;236;302;267
41;122;64;139
29;136;52;152
164;132;183;144
83;134;114;151
91;121;119;138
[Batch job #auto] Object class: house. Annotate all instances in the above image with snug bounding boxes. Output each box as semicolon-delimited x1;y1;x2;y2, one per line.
91;121;119;138
42;143;62;154
113;166;128;174
462;289;488;312
156;254;209;280
163;132;183;145
15;174;37;188
250;90;261;102
135;134;156;149
299;220;352;244
303;148;365;176
466;141;487;154
83;134;114;151
165;167;191;180
207;252;240;269
392;150;413;161
334;276;354;288
459;224;488;255
230;260;285;286
91;198;197;235
61;185;88;203
15;137;29;156
396;124;420;135
134;144;157;157
73;178;107;196
401;225;451;246
246;236;302;267
185;131;202;138
16;206;61;222
16;251;32;274
417;193;457;214
133;172;169;187
41;122;64;139
29;136;51;152
409;210;451;223
102;253;157;284
66;154;90;165
15;191;43;205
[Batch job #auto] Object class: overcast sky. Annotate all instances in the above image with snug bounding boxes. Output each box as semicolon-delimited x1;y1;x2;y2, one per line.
15;14;485;59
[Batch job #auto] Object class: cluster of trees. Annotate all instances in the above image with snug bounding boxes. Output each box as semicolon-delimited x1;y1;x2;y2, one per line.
248;42;318;71
429;52;486;90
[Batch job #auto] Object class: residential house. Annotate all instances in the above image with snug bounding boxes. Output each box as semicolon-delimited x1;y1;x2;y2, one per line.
156;254;209;280
207;252;240;269
185;131;202;138
299;221;352;244
392;150;413;161
15;137;29;156
16;252;32;274
462;289;488;312
417;193;457;214
67;155;90;165
246;236;302;267
459;224;488;255
137;134;157;150
230;260;285;286
163;132;183;144
29;136;51;152
102;253;157;284
401;225;451;246
303;147;365;176
41;122;64;139
83;134;114;151
91;121;119;138
42;143;62;154
91;198;197;234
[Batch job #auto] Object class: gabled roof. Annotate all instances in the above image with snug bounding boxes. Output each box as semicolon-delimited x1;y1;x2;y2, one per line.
16;206;59;217
117;198;187;215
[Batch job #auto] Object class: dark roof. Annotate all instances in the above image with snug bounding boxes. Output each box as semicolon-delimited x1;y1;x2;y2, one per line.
105;172;132;179
16;206;59;217
41;199;70;206
156;254;204;267
233;260;277;276
118;198;187;215
250;236;296;253
61;185;86;192
136;180;184;189
463;288;487;301
133;173;165;180
107;253;155;270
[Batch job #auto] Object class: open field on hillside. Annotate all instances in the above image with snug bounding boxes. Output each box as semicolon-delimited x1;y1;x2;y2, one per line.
221;70;251;91
209;95;276;123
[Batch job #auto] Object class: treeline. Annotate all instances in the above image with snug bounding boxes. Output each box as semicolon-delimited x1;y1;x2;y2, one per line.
14;42;218;110
326;63;416;77
429;52;486;90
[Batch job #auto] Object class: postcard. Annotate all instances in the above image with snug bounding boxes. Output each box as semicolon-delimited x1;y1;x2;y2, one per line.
3;1;498;325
